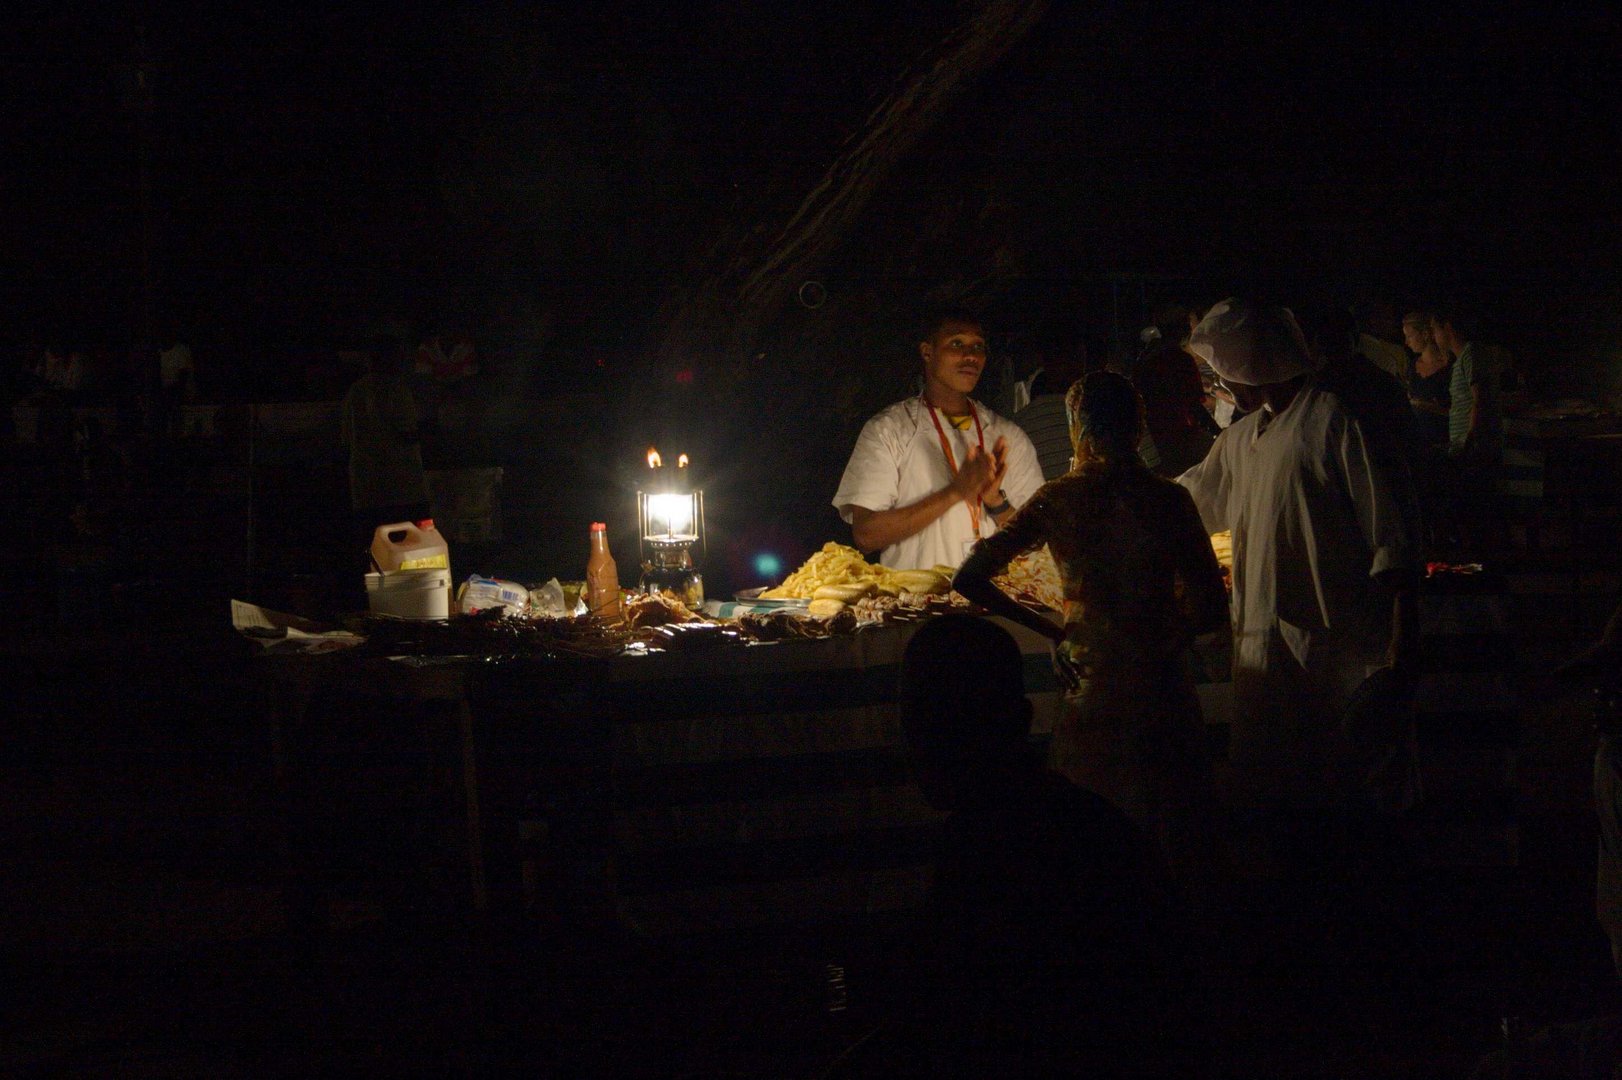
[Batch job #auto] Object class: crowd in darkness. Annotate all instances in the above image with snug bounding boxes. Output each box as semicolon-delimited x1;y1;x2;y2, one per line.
7;331;197;433
6;288;1617;1076
818;294;1612;1076
894;605;1620;1079
1003;296;1522;553
1;324;482;562
0;288;1539;617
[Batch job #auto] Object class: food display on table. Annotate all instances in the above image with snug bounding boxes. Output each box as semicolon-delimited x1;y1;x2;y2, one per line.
851;592;974;623
357;608;634;660
739;607;858;640
255;446;1072;661
623;590;707;629
991;546;1064;613
321;535;1072;662
758;543;953;601
1209;531;1233;591
640;621;748;651
753;540;1064;621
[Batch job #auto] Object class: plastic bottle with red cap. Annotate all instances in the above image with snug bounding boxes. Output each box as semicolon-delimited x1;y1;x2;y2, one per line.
585;522;622;622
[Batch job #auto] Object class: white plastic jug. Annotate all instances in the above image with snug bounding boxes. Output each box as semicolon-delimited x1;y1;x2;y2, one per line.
365;568;452;619
370;519;450;572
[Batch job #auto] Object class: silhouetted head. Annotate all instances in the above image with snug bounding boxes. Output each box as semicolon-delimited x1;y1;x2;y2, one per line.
1428;301;1476;356
368;334;407;376
1299;305;1359;367
1356;297;1402;341
900;615;1033;809
1149;302;1193;346
1066;369;1144;466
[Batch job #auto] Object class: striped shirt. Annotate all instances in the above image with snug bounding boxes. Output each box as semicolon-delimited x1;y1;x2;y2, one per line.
1014;394;1074;482
1447;342;1506;458
1015;391;1164;476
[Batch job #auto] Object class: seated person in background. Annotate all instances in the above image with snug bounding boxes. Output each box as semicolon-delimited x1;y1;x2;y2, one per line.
1430;305;1509;549
954;371;1229;875
342;335;431;553
1135;304;1220;477
1431;306;1508;465
1403;311;1452;448
158;332;196;406
1301;305;1424;549
38;345;85;397
1011;344;1089;482
1302;305;1413;443
832;308;1043;570
895;614;1190;1078
1354;297;1413;387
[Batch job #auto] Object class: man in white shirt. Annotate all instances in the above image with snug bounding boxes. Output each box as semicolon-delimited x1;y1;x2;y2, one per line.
1177;300;1420;818
833;310;1043;570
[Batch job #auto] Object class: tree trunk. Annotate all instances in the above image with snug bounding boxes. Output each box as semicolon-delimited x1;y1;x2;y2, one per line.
653;0;1050;372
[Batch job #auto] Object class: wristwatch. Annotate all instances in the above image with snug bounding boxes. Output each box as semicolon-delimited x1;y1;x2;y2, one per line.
983;490;1011;516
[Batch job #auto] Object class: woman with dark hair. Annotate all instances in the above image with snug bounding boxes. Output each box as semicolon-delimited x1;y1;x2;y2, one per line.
1403;311;1451;448
954;371;1230;870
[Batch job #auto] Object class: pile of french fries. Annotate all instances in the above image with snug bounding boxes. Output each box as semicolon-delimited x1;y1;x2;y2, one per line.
759;542;953;617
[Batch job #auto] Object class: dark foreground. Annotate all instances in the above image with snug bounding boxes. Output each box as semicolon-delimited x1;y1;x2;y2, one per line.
3;541;1619;1079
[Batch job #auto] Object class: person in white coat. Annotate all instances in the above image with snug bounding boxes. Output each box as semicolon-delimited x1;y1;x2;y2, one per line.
1176;300;1421;831
833;309;1043;570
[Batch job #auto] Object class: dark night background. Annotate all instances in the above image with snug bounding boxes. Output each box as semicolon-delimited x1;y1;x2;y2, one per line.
9;2;1622;384
6;6;1622;1077
9;1;1621;590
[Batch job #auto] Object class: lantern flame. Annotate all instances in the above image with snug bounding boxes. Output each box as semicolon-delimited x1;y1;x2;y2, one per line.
647;448;662;468
677;454;689;468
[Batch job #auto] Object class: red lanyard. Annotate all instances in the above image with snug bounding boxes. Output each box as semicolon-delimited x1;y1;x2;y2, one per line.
924;398;987;538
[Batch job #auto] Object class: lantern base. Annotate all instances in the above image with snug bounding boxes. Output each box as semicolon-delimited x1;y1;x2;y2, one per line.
640;563;704;610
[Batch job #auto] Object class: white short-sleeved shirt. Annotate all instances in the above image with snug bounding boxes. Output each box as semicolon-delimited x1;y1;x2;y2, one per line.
832;397;1044;570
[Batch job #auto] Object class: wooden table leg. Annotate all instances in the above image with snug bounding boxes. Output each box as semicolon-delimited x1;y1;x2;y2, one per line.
264;681;327;956
457;697;488;915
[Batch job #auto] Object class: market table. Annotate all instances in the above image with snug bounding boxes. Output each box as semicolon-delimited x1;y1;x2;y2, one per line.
259;616;1232;938
257;581;1510;939
1502;410;1622;548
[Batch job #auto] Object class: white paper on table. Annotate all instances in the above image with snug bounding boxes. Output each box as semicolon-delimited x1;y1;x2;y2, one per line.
231;600;365;653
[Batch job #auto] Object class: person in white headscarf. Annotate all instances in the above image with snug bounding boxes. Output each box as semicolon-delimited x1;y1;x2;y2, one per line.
1176;300;1421;836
